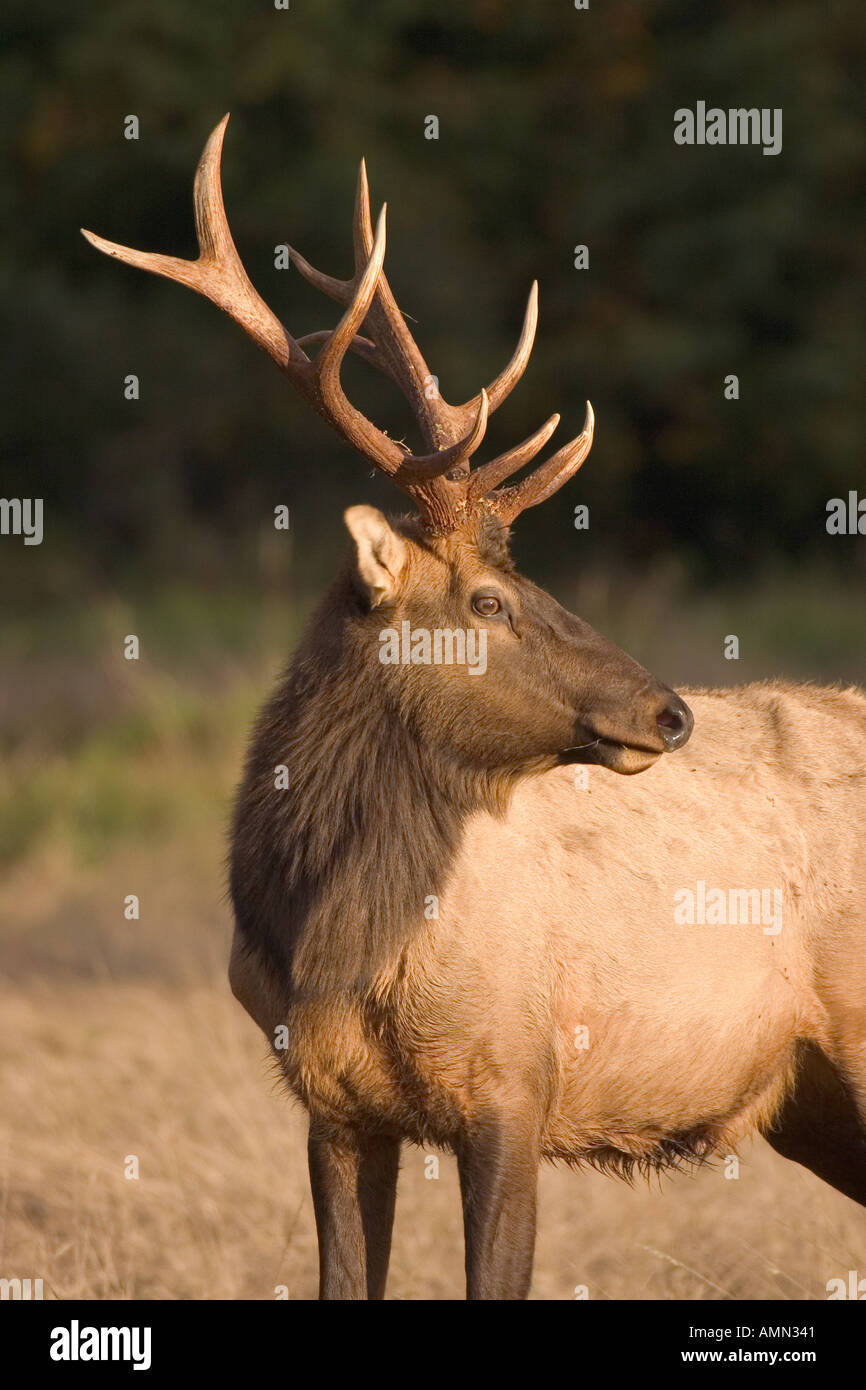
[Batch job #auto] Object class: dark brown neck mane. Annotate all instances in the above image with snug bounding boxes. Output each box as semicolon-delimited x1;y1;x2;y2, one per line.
230;567;510;993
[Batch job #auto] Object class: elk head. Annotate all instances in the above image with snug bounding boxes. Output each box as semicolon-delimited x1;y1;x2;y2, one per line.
82;114;693;775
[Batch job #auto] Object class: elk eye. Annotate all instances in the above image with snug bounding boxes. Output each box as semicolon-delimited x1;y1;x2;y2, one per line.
472;594;502;617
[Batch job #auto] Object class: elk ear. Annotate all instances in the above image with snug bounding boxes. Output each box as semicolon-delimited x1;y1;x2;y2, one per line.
344;505;408;608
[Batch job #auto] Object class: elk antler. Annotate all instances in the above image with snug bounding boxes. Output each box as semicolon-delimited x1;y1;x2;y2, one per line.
82;114;594;534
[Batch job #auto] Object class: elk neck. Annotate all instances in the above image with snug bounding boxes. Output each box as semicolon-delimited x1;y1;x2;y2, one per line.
230;568;515;994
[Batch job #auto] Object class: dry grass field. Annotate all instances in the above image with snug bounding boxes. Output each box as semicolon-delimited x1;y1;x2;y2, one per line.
2;579;865;1300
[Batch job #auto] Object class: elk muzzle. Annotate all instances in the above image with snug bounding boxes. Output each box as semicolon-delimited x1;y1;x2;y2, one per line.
563;684;694;775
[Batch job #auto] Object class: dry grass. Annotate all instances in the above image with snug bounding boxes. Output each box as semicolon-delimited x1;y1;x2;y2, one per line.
2;965;865;1299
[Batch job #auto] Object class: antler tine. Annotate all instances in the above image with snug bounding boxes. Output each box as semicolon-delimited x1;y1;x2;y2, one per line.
286;161;441;443
353;158;375;276
486;402;595;524
284;159;375;303
453;281;539;433
311;211;489;482
467;412;561;500
487;280;539;409
82;114;302;373
312;200;490;483
353;160;534;448
349;160;450;450
313;206;407;474
296;329;384;373
289;246;348;302
289;163;449;453
396;390;489;485
354;176;540;447
293;164;539;455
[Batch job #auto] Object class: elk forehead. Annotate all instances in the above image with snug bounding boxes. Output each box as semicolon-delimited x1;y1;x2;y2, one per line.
397;511;515;593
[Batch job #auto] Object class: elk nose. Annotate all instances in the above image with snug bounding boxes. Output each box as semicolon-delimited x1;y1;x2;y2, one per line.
655;695;694;751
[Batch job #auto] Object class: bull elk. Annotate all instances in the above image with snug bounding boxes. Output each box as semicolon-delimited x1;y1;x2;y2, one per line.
84;116;866;1300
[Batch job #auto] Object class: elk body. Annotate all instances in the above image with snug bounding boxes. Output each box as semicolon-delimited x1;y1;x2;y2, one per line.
85;117;866;1300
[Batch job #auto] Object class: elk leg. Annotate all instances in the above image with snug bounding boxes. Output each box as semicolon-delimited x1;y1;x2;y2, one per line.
308;1122;400;1299
762;1041;866;1207
457;1116;540;1299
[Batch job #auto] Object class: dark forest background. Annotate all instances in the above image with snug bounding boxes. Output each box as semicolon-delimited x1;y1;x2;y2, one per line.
2;0;864;609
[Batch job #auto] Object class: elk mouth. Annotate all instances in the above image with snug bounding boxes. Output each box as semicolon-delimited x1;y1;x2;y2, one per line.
559;737;661;775
558;692;693;774
585;737;662;775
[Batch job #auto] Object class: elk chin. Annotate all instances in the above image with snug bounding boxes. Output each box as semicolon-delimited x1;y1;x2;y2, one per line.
557;738;660;774
589;739;661;775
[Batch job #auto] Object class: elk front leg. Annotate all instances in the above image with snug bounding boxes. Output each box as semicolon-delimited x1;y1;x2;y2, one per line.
457;1116;540;1300
307;1122;400;1300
